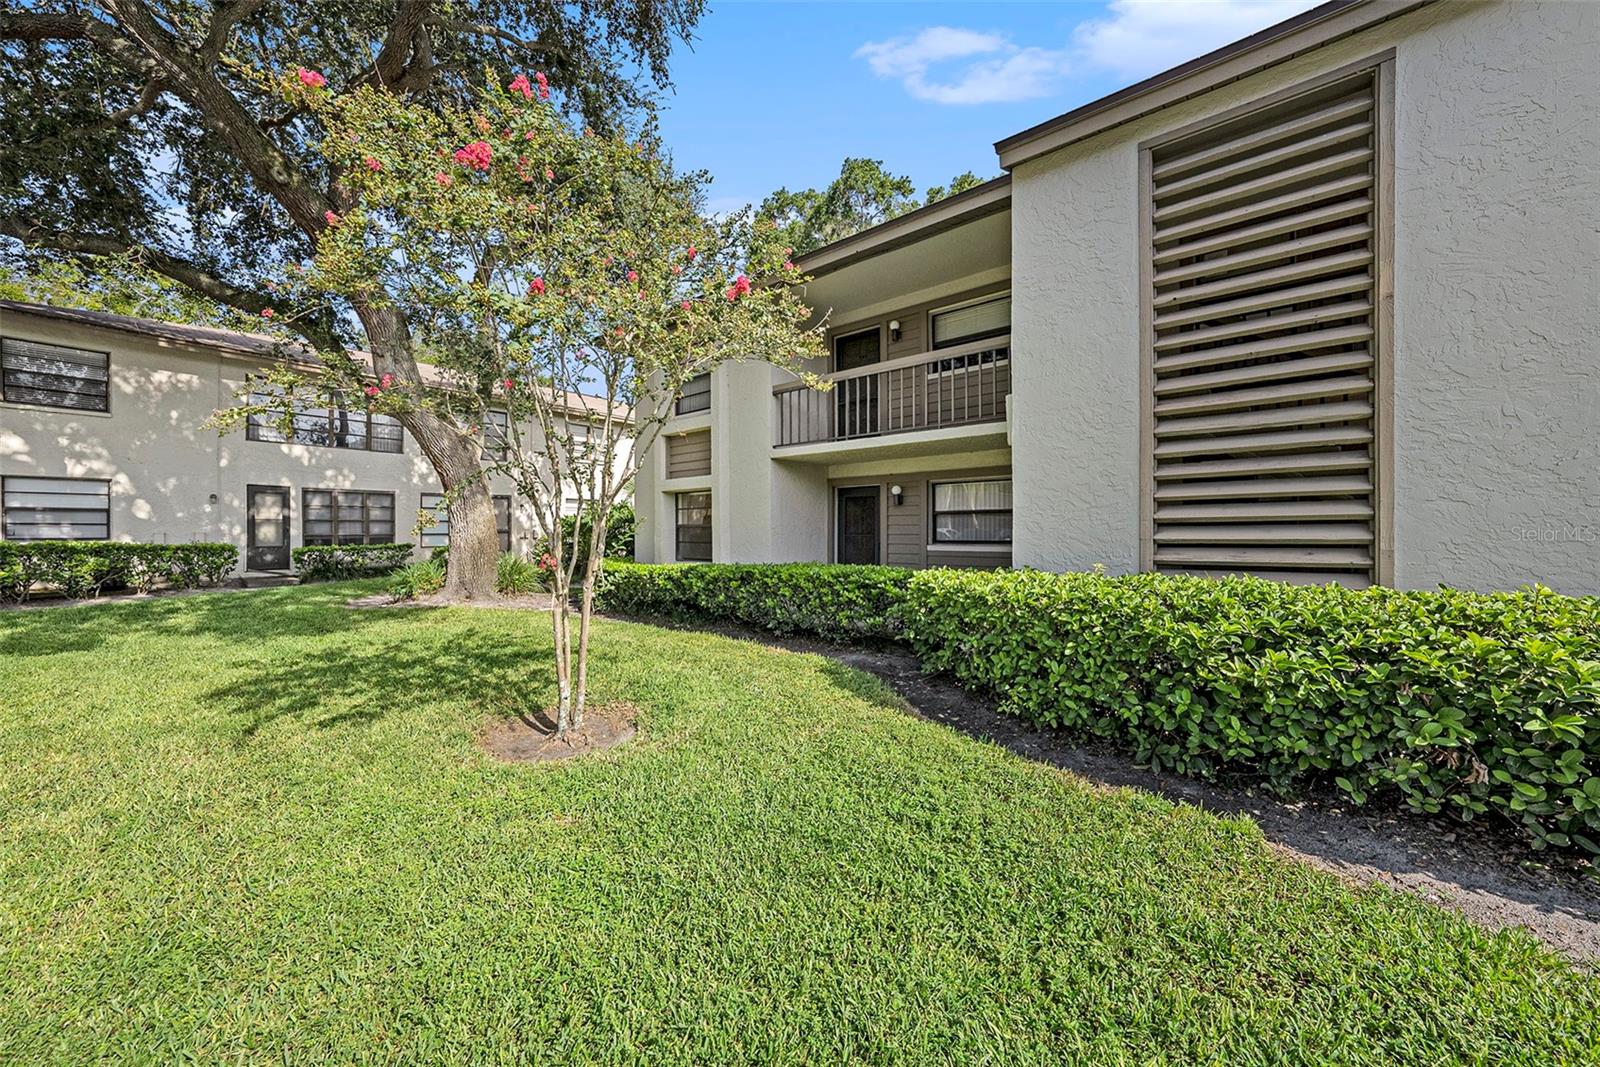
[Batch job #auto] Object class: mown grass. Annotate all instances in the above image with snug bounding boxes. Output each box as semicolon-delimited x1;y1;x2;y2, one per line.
1;581;1596;1065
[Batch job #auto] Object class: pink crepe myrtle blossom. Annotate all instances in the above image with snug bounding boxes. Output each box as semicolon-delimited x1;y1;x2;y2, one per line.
670;264;682;276
784;259;795;271
434;171;452;187
535;71;550;100
528;277;546;296
685;246;697;261
725;274;751;302
296;68;325;89
509;74;533;100
364;156;383;172
613;326;625;337
680;300;692;311
502;378;515;391
379;373;395;389
626;270;638;283
545;168;555;181
260;308;274;319
454;141;492;171
364;385;380;398
323;210;340;225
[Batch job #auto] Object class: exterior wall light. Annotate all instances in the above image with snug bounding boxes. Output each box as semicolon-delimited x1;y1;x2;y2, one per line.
888;319;901;342
889;484;903;505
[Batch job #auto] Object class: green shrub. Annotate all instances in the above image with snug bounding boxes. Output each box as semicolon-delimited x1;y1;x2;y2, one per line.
496;552;542;596
292;543;414;581
900;568;1600;856
536;502;636;573
387;558;446;600
0;541;238;602
596;561;912;642
598;561;1600;857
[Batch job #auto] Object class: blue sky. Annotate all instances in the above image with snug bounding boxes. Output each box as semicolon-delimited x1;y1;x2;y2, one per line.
653;0;1321;212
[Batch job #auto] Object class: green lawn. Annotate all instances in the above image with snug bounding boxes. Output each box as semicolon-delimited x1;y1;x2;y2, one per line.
2;582;1596;1065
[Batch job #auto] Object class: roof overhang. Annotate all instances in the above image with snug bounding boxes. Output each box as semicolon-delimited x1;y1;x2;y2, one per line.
792;175;1011;279
994;0;1432;170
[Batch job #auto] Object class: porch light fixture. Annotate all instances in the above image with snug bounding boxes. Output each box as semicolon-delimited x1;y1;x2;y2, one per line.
888;319;902;342
889;484;903;505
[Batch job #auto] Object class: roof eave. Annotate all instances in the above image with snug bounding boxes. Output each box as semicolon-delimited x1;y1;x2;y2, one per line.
792;174;1012;279
994;0;1430;170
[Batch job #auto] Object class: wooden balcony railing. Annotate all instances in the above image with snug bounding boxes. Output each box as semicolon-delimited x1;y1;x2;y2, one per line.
773;334;1011;447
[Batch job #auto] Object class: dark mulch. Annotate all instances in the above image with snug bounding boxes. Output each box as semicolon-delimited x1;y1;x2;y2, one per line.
481;702;637;763
606;612;1600;965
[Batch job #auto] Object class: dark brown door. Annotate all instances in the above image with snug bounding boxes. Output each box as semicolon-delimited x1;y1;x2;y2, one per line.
837;486;880;565
246;485;291;570
833;328;881;438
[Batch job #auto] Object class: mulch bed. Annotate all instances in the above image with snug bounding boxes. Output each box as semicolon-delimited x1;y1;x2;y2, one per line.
480;702;637;763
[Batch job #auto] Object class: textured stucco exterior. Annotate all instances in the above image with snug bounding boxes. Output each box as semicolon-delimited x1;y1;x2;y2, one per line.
1010;0;1600;593
0;308;627;570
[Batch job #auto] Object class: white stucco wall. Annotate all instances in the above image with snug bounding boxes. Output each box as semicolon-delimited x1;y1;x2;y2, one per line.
1011;0;1600;593
0;311;628;570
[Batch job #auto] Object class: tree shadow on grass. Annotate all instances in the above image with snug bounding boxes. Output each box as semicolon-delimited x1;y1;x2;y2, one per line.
206;630;556;743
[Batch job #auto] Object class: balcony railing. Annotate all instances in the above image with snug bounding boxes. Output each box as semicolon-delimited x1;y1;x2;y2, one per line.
773;334;1011;448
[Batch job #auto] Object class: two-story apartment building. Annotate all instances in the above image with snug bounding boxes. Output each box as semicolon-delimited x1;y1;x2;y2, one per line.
635;0;1599;595
0;301;630;573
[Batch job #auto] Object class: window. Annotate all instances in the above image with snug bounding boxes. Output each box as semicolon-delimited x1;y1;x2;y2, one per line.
247;384;404;453
482;410;511;459
675;491;711;561
929;295;1010;377
1;338;110;412
420;493;511;553
931;480;1012;544
2;476;110;540
302;489;395;545
676;373;710;415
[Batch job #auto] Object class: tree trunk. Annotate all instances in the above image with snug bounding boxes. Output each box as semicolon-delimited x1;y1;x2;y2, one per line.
405;408;499;598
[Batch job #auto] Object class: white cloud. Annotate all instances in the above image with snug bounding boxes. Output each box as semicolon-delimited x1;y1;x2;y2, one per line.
854;27;1071;106
1075;0;1323;81
857;1;1324;105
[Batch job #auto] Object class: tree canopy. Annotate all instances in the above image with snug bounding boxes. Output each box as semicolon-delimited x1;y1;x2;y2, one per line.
755;158;994;257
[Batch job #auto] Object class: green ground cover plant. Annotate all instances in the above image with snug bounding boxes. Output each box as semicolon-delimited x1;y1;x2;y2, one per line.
1;580;1595;1063
597;562;1600;856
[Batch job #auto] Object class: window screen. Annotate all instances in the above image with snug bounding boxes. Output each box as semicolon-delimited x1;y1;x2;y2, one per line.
1;338;110;412
676;373;711;415
931;480;1012;544
2;476;111;540
247;384;404;453
420;493;511;552
303;489;396;545
675;491;711;561
931;296;1009;349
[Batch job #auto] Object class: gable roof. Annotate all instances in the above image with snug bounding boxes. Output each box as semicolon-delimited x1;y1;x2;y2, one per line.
790;174;1011;278
994;0;1429;169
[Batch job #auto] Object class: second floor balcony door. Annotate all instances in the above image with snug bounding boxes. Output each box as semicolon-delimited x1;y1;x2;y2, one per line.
833;328;880;438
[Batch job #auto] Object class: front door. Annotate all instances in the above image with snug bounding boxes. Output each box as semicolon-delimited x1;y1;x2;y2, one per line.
833;328;881;438
837;486;880;565
246;485;291;570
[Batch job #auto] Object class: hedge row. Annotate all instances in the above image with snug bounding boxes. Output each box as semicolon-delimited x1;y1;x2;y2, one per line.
0;541;238;601
595;562;1600;857
597;561;910;642
292;542;415;581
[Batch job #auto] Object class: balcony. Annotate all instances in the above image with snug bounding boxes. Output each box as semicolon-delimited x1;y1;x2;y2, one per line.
774;335;1011;450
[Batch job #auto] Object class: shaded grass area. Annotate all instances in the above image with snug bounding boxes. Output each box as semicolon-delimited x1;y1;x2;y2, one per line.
1;582;1596;1064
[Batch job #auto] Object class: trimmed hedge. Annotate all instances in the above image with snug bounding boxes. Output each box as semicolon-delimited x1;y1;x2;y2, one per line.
597;561;911;642
0;541;238;601
596;561;1600;857
292;542;414;581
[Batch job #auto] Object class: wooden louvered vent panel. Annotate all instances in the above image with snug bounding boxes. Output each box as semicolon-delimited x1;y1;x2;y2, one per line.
1146;72;1381;588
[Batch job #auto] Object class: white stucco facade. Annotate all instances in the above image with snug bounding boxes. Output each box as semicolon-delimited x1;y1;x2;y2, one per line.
0;304;630;572
1010;0;1599;593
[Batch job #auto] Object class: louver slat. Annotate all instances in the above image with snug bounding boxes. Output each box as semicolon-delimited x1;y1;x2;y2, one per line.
1145;72;1380;585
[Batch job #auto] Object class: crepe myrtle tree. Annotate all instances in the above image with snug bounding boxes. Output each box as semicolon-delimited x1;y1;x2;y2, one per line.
251;73;826;734
1;0;704;599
